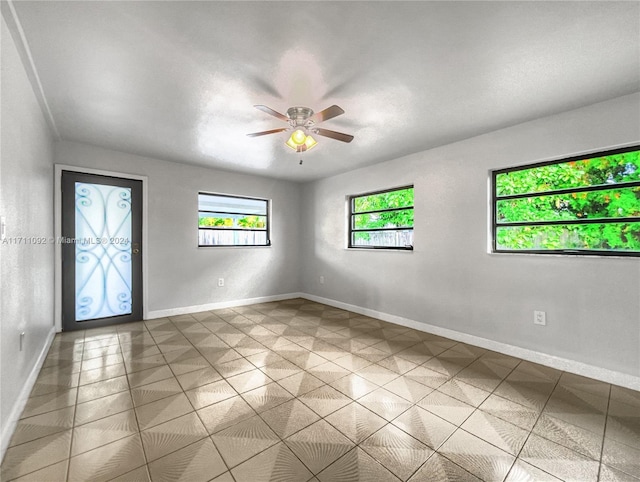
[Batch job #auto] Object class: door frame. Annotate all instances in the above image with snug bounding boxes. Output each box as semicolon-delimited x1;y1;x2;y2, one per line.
54;164;149;332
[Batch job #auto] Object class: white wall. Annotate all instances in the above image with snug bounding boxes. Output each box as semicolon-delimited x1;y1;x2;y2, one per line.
1;16;56;456
300;93;640;382
54;141;302;316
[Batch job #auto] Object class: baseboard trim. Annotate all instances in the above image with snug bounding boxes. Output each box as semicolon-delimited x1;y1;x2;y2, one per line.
147;292;304;319
301;293;640;391
1;325;56;462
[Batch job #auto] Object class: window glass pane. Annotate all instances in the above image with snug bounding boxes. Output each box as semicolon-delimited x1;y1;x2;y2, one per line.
495;150;640;197
199;229;268;246
199;213;267;229
352;230;414;248
198;194;267;215
349;186;414;249
353;187;414;213
353;209;414;230
198;192;269;247
496;187;640;223
493;146;640;256
496;222;640;252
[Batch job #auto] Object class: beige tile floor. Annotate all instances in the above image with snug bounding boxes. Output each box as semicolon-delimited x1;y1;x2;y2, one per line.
2;298;639;481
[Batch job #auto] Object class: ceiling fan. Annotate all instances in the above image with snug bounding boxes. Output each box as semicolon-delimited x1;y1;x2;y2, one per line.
247;105;354;152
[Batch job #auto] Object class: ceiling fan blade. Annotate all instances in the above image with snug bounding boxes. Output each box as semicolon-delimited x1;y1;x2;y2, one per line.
315;128;354;143
246;128;288;137
254;105;289;122
309;105;345;123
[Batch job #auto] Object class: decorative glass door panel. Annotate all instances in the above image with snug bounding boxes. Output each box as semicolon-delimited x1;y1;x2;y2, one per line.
75;183;132;320
62;172;142;331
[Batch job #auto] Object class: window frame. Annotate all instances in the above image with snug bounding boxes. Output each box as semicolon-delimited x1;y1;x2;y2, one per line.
348;185;414;251
198;192;271;247
491;145;640;257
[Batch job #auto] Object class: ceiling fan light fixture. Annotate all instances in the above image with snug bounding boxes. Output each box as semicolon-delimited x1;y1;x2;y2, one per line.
286;129;317;152
304;135;317;150
290;129;307;146
286;136;300;151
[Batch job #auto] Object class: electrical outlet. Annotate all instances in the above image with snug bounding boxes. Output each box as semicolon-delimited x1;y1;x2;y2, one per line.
218;278;224;287
534;310;546;326
319;276;325;284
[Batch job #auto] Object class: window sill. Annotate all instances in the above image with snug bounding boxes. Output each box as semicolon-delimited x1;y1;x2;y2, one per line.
198;245;272;249
346;247;414;253
487;251;638;260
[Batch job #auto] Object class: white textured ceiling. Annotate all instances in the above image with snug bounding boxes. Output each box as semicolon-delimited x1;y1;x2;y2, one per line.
7;1;640;181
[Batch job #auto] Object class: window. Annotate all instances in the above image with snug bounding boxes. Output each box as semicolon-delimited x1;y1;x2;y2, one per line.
198;193;270;247
349;186;414;250
492;145;640;256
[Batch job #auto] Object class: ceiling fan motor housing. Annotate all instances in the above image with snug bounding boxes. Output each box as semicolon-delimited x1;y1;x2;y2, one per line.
287;107;315;129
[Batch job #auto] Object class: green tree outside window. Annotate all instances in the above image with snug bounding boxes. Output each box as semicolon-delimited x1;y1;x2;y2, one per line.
493;148;640;254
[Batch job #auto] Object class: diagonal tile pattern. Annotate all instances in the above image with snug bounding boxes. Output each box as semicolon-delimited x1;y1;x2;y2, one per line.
71;409;139;456
360;423;433;480
8;406;75;447
68;433;145;481
298;384;351;417
147;437;226;482
532;412;604;460
74;390;133;426
392;405;457;450
1;431;72;481
260;399;321;438
409;452;482;481
2;298;639;481
324;402;387;445
18;388;77;420
231;442;313;482
460;409;529;456
196;395;256;435
211;415;280;468
520;433;600;481
417;389;475;426
357;388;413;421
317;447;400;482
439;429;515;481
285;419;355;475
135;393;194;431
140;412;208;462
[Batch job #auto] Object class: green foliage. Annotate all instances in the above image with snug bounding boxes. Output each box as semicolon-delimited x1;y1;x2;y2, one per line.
353;187;414;230
237;216;266;228
496;151;639;196
497;187;640;223
199;215;266;229
496;223;640;251
495;149;640;252
354;187;414;212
